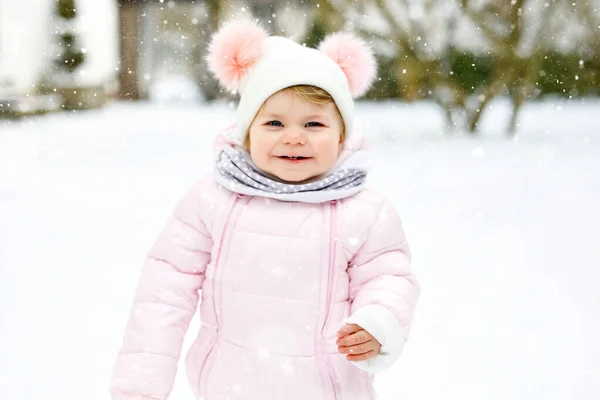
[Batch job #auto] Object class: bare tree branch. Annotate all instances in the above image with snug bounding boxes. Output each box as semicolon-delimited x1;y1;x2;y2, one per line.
459;2;512;54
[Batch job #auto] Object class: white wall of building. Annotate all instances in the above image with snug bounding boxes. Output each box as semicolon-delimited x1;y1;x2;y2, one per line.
0;0;119;96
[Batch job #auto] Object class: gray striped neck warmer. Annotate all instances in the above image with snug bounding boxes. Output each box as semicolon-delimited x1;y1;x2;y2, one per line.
214;146;368;203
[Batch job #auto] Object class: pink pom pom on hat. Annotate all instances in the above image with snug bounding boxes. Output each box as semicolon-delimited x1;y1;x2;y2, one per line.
207;18;377;145
206;19;269;93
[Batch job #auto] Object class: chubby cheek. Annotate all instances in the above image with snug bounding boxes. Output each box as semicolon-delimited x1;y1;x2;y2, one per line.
316;141;342;170
249;137;274;169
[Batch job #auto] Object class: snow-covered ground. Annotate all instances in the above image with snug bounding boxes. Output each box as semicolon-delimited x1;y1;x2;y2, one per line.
1;98;599;400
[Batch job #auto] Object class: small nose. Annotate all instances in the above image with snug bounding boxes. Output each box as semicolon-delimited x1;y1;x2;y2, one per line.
281;129;307;145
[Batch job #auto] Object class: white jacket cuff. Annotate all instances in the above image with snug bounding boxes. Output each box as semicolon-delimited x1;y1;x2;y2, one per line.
342;304;405;374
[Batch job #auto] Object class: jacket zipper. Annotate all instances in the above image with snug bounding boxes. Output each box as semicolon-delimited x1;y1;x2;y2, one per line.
321;200;341;399
197;196;342;397
197;195;243;396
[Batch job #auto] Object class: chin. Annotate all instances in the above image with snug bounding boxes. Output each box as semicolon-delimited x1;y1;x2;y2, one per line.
276;175;310;184
275;172;317;184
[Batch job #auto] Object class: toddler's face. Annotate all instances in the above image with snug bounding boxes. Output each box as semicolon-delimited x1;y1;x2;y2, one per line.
247;90;343;183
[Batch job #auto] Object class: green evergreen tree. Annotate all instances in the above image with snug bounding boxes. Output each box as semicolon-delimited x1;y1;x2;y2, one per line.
54;0;85;73
56;0;76;19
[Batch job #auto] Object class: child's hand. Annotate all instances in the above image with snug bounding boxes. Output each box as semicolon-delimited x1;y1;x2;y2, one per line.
336;323;381;361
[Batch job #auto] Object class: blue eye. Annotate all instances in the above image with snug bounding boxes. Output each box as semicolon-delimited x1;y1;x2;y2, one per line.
267;120;283;127
306;122;323;127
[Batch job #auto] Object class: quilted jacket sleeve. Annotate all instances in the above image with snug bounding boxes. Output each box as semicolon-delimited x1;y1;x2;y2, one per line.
343;199;420;374
110;184;212;400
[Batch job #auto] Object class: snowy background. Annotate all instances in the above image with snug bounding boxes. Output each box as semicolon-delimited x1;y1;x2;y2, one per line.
1;97;599;399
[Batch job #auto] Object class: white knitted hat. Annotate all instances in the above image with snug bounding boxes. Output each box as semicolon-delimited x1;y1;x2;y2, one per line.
207;19;377;145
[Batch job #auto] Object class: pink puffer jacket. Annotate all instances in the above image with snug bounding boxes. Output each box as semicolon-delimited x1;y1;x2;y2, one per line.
110;138;420;400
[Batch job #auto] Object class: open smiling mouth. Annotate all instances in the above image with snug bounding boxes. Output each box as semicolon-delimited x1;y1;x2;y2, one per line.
277;156;311;161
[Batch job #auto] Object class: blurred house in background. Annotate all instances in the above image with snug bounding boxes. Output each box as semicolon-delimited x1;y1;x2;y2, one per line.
0;0;119;114
0;0;309;116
